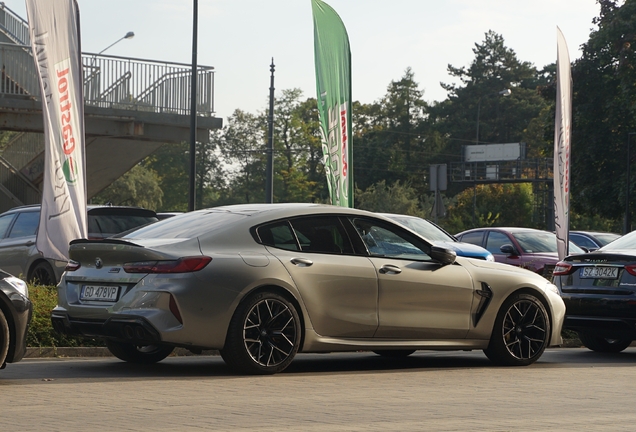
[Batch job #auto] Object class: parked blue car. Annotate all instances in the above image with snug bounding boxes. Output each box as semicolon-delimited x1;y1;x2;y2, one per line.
380;214;495;261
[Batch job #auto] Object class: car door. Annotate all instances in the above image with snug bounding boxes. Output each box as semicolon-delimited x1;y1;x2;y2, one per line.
484;230;522;266
258;215;379;338
0;210;39;277
350;217;475;339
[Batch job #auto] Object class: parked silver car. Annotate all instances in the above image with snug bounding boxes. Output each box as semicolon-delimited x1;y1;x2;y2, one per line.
0;205;158;285
52;204;565;374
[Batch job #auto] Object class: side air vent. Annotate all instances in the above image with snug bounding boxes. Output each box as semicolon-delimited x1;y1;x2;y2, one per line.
473;282;493;326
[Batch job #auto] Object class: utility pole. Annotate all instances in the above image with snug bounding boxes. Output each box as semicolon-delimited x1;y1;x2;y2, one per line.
265;59;275;203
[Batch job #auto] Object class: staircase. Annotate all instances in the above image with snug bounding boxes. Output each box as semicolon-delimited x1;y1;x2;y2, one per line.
0;3;220;213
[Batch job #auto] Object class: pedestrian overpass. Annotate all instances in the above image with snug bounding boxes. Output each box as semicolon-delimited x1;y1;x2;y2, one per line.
0;4;222;212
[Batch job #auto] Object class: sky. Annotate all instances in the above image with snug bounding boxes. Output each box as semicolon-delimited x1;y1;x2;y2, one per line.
6;0;601;121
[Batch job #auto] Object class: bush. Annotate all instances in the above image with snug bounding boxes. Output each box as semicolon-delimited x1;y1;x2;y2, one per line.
27;284;104;348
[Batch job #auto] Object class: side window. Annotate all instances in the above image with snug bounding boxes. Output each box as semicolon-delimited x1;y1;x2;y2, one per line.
569;234;595;249
351;218;430;260
0;214;16;239
485;231;512;255
256;221;299;251
458;231;484;246
8;211;40;238
289;216;353;254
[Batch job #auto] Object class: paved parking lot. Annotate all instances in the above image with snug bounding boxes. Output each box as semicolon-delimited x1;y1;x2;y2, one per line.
1;348;635;431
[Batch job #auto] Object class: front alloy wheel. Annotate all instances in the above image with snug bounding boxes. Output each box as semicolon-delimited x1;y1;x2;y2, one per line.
221;291;301;375
484;293;550;366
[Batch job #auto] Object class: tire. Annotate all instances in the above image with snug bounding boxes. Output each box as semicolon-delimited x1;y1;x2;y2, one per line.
0;309;9;368
373;350;416;358
578;332;632;353
484;293;550;366
220;291;301;375
105;340;174;364
29;261;56;286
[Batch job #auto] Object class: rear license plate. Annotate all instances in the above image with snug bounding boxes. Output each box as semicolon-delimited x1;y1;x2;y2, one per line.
580;267;619;279
80;285;120;302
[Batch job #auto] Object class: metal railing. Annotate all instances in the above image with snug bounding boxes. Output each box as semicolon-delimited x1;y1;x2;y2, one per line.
0;0;216;117
449;158;554;184
0;3;30;46
82;53;215;116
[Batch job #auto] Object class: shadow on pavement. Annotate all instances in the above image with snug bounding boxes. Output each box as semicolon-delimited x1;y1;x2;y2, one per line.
2;348;636;384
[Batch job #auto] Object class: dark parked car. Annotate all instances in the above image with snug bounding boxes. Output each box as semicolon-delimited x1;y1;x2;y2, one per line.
381;214;494;261
569;230;620;252
456;227;585;278
0;205;158;285
553;230;636;353
0;269;32;369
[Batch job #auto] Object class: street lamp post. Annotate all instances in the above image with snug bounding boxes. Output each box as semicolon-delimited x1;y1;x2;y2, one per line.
626;132;636;234
472;88;512;227
98;31;134;55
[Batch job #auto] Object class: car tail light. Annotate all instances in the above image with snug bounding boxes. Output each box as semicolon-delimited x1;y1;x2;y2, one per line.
123;256;212;273
65;260;81;272
169;294;183;324
553;261;573;276
625;265;636;276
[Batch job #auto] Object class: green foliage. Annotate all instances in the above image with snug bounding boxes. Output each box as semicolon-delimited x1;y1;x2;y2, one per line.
567;0;636;222
443;183;536;233
27;285;103;348
92;164;163;210
355;180;426;217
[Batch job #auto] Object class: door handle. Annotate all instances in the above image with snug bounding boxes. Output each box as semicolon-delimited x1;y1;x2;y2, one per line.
290;257;313;267
379;264;402;274
25;241;35;246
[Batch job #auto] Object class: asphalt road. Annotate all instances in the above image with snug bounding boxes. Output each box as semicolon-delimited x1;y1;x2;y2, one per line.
1;348;635;431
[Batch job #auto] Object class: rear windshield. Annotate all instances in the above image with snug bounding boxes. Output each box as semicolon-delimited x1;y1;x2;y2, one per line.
120;210;245;239
600;231;636;251
88;214;158;238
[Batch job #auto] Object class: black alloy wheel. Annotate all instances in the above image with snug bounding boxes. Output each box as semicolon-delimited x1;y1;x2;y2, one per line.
578;332;632;353
221;291;301;375
29;262;56;286
484;293;550;366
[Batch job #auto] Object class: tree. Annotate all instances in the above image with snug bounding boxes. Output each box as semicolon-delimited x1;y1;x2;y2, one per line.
567;0;636;224
443;183;536;233
92;164;163;210
353;68;432;193
355;180;425;216
430;31;548;162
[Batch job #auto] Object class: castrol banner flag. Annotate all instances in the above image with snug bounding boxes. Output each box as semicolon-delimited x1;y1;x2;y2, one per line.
312;0;353;207
554;27;572;261
26;0;87;261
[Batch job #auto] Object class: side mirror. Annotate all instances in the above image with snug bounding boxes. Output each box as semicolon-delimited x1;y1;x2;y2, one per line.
500;244;517;255
430;245;456;266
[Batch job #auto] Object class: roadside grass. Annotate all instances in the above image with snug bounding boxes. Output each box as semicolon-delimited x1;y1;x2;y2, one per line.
27;284;104;348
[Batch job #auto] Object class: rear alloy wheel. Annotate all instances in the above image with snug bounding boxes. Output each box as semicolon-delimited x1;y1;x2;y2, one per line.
0;310;9;368
578;332;632;353
221;291;301;375
29;262;56;286
484;293;550;366
373;350;416;358
105;340;174;364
